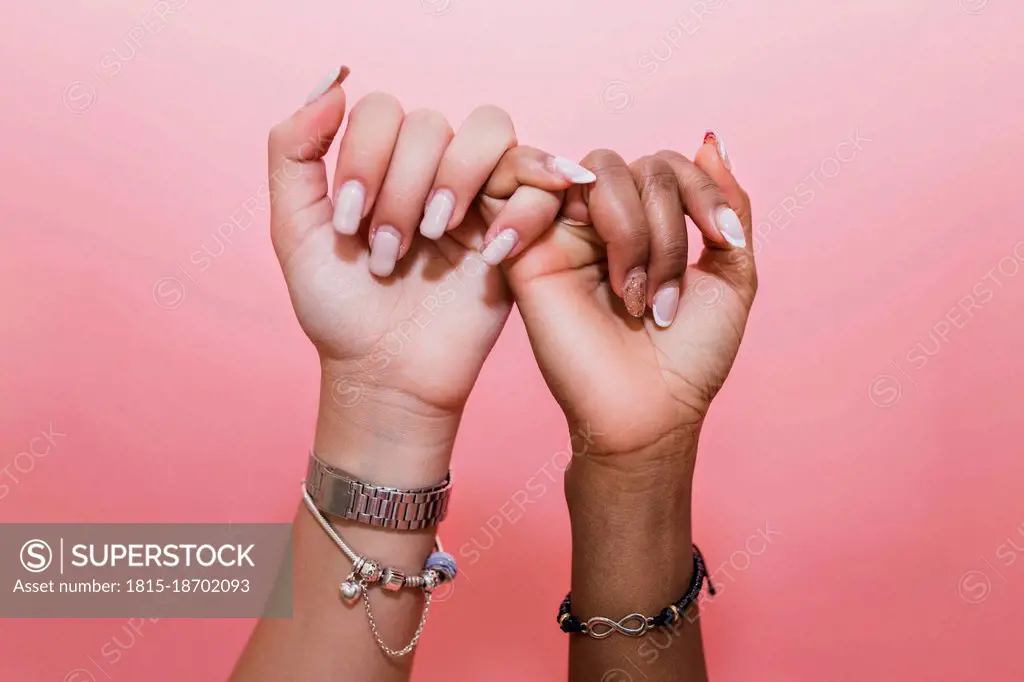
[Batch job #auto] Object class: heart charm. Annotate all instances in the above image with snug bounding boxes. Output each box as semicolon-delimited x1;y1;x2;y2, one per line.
339;580;362;603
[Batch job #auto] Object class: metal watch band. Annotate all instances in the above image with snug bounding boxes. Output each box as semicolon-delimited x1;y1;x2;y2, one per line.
304;452;451;530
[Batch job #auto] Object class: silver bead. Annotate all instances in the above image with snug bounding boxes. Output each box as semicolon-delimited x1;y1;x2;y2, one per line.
381;568;405;592
421;570;438;593
359;560;382;582
339;580;362;602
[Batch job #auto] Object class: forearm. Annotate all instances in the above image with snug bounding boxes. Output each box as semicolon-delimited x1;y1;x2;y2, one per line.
565;434;707;682
232;371;461;682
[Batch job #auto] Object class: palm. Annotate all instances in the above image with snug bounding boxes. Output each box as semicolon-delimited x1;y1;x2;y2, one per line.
507;224;752;455
278;208;510;412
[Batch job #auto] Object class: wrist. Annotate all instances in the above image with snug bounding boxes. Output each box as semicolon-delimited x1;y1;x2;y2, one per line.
564;435;698;619
315;367;461;489
564;425;700;501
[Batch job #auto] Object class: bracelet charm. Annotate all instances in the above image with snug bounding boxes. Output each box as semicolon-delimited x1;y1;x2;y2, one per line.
583;613;654;639
557;545;715;639
301;483;458;657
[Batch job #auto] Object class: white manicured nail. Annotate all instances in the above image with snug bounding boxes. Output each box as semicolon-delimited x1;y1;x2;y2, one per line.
333;180;365;235
551;156;597;184
715;207;746;248
420;189;455;239
652;282;680;328
369;226;402;277
481;229;519;266
305;65;349;105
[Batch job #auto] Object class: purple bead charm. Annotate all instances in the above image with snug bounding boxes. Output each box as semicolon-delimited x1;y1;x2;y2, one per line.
425;551;457;581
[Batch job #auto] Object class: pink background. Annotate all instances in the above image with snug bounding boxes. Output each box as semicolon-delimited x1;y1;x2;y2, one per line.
2;0;1023;680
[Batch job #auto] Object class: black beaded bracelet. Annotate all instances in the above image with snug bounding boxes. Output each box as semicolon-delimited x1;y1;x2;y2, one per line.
557;545;716;639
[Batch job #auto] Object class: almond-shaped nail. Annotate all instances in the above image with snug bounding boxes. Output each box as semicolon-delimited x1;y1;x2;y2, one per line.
420;189;455;239
550;156;597;184
652;282;680;328
305;65;350;105
715;206;746;248
704;129;732;171
333;180;365;235
481;229;519;266
368;226;402;277
623;268;647;318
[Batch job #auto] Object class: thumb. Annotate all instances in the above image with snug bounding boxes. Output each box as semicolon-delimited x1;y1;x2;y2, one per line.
267;65;349;261
693;130;757;304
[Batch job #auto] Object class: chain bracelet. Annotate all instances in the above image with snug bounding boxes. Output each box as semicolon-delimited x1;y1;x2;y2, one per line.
363;586;433;657
301;483;452;658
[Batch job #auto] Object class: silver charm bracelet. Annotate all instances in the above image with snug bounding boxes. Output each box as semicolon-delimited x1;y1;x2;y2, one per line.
301;484;457;657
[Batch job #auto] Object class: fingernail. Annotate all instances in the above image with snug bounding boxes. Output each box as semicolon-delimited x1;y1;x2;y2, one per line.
481;229;519;266
420;189;455;239
704;129;732;171
715;206;746;248
623;268;648;318
305;65;350;105
652;282;680;328
550;156;597;184
369;226;402;277
333;180;365;235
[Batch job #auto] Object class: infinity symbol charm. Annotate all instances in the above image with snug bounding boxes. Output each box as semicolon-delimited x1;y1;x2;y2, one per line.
584;613;652;639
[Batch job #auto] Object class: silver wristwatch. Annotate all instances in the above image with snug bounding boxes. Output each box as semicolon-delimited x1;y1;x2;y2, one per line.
304;452;452;530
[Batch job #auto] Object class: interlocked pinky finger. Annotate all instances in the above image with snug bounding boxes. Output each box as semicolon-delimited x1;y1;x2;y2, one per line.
480;186;563;266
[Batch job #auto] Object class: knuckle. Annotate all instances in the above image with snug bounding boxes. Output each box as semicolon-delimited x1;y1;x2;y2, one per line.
583;148;629;174
610;226;649;252
404;108;453;136
470;104;513;126
654;234;688;265
655;148;691;164
354;91;404;116
641;169;678;195
690;171;721;194
468;104;516;145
